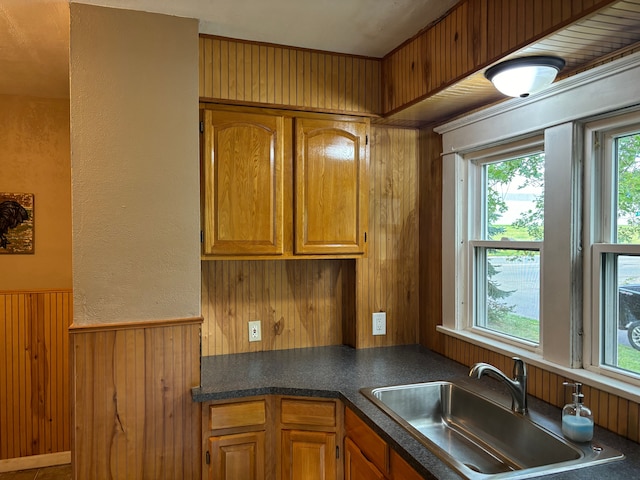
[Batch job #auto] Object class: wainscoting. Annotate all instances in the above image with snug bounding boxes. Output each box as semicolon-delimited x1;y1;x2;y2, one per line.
0;290;71;461
70;318;202;480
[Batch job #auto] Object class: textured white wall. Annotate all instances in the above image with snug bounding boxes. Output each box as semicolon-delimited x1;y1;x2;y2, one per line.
70;4;200;324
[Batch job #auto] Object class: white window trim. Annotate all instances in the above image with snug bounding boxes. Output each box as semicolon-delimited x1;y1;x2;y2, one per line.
437;50;640;404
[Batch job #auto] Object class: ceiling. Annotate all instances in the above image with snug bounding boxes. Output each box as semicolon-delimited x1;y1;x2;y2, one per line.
0;0;458;99
0;0;69;98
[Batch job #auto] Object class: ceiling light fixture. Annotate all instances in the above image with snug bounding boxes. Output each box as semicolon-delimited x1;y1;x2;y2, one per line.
485;56;566;98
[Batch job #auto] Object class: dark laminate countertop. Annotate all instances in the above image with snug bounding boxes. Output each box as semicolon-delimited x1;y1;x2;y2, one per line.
192;344;639;480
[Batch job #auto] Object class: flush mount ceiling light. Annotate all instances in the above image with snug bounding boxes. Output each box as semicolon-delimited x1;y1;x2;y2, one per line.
485;56;566;98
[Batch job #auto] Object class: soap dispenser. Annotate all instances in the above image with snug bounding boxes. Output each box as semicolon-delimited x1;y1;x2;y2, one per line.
562;382;594;442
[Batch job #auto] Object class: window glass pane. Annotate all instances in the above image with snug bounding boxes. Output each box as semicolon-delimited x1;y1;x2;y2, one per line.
615;134;640;243
484;154;545;241
476;248;540;344
602;254;640;376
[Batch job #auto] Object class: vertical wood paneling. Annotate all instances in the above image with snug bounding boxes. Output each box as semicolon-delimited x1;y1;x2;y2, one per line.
354;126;420;348
199;35;381;115
70;320;201;480
419;128;443;352
201;260;347;355
382;0;618;114
0;290;71;461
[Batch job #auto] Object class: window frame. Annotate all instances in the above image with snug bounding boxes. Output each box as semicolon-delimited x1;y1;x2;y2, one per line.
437;49;640;402
465;140;545;351
583;112;640;385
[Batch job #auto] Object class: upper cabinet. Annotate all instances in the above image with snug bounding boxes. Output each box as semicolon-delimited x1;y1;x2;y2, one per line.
295;118;368;255
201;106;369;259
201;109;285;256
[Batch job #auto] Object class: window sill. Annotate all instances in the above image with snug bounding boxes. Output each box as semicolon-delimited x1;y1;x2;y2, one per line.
437;325;640;405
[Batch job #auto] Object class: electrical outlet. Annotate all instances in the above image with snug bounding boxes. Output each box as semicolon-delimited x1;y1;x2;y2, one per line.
248;320;262;342
372;312;386;335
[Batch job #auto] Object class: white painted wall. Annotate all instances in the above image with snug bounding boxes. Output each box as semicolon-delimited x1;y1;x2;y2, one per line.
70;4;200;324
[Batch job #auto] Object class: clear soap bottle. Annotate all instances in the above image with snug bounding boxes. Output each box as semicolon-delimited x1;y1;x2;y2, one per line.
562;382;593;442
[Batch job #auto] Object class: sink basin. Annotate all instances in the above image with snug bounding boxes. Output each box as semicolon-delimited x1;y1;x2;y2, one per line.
361;381;624;479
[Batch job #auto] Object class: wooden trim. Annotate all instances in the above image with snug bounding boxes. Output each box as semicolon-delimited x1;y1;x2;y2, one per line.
198;97;382;118
0;288;72;294
69;316;203;333
0;452;70;473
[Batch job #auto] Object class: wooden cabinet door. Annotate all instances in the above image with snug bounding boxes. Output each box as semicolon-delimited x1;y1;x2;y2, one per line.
281;429;337;480
202;109;285;255
295;117;368;255
344;437;386;480
208;431;265;480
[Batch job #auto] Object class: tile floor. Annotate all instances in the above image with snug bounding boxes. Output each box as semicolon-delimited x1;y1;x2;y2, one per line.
0;465;71;480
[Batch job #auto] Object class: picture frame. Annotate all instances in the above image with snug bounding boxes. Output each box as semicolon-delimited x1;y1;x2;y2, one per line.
0;192;34;254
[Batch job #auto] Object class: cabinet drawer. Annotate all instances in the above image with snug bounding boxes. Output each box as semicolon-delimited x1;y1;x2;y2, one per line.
280;398;336;427
345;408;388;475
209;400;266;430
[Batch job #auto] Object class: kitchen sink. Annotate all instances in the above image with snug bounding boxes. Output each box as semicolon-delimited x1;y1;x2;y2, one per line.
361;381;624;479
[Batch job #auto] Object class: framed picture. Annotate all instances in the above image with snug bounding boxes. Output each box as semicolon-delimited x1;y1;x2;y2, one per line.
0;193;34;254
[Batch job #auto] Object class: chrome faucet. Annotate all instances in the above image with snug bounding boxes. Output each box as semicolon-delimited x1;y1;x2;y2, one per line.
469;357;528;414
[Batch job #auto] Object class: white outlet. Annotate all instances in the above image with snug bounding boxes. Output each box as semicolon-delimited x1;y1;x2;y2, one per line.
249;320;262;342
372;312;386;335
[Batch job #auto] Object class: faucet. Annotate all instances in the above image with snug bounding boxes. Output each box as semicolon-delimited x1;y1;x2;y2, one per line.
469;357;528;414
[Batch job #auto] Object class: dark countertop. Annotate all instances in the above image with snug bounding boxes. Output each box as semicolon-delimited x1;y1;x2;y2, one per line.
192;344;639;480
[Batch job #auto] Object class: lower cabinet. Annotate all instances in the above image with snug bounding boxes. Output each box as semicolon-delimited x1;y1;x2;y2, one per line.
344;437;386;480
281;429;337;480
278;397;342;480
209;431;265;480
344;407;427;480
201;399;426;480
203;396;342;480
203;398;269;480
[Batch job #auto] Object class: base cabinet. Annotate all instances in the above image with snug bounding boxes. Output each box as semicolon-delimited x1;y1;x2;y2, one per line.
281;430;337;480
203;398;269;480
202;400;427;480
278;397;342;480
344;437;385;480
345;407;427;480
203;396;342;480
209;431;266;480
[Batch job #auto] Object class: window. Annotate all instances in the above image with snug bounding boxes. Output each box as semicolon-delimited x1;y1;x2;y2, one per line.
469;145;544;347
438;52;640;398
588;119;640;380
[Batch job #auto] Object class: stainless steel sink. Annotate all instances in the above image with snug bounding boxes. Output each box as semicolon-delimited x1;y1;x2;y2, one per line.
361;381;624;479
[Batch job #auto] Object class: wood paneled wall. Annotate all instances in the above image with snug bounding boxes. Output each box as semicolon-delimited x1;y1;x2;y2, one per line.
201;260;349;355
70;319;201;480
201;126;420;354
382;0;618;114
418;129;443;352
199;35;381;115
0;290;71;460
353;126;420;348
